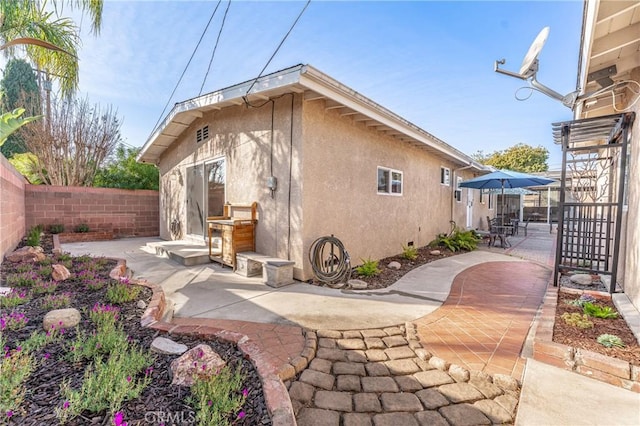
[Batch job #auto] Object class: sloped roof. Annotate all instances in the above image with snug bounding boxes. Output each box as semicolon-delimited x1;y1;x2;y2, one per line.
138;64;486;171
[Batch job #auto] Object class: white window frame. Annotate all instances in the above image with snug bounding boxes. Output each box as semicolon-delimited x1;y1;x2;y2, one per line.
440;167;450;186
488;190;494;210
454;176;462;202
377;166;403;196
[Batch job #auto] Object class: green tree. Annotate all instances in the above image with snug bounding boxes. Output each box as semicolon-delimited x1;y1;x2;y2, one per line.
0;0;103;95
94;145;159;190
8;151;47;183
0;58;40;157
471;143;549;172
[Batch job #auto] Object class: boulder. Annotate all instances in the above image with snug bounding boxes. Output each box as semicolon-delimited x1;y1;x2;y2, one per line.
51;264;71;281
388;261;401;270
151;337;188;355
136;300;148;309
347;279;368;290
570;274;593;285
43;308;81;330
6;246;46;263
430;250;441;256
170;344;226;387
109;264;127;280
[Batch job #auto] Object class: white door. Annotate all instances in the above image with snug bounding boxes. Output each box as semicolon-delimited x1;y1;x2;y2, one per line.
466;188;474;228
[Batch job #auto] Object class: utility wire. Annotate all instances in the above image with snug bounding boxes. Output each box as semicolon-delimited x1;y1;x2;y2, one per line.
199;0;232;96
243;0;311;103
152;0;222;134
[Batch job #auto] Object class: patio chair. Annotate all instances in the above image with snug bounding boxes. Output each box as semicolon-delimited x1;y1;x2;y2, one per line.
517;218;531;236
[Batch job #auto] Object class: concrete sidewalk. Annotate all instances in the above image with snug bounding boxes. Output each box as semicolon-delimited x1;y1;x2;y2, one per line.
62;231;640;426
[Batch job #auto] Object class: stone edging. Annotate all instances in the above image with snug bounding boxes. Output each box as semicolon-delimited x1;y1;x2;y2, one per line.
532;285;640;393
50;232;298;426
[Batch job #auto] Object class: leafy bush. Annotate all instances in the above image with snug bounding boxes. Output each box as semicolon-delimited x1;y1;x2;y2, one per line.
402;245;418;261
432;227;480;252
105;278;141;304
25;225;43;247
188;366;247;426
596;334;625;348
566;294;597;307
74;223;90;233
48;224;65;234
561;312;594;329
583;302;619;319
356;258;381;277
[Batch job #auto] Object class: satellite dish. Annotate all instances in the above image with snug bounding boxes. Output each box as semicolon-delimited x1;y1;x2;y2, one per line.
519;27;549;77
494;26;580;110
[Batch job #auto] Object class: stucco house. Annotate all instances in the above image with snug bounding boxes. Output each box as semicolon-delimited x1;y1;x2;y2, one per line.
564;0;639;308
138;64;492;280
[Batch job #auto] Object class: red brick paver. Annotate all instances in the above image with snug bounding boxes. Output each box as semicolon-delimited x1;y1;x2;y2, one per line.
414;261;550;380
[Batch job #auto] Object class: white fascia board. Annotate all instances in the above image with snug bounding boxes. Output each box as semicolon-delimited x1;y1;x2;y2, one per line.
575;0;599;119
137;65;305;163
298;66;484;170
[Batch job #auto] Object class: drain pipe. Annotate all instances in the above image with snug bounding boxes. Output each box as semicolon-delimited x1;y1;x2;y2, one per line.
450;164;475;225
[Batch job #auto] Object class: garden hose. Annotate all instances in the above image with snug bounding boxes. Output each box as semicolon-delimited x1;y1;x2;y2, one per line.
308;235;351;284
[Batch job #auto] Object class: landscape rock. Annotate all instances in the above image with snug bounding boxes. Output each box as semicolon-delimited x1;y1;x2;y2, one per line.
170;344;226;386
151;336;188;355
348;279;368;290
387;261;401;270
570;274;593;285
136;300;148;309
43;308;81;330
51;264;71;281
109;264;127;280
7;246;45;263
429;250;441;256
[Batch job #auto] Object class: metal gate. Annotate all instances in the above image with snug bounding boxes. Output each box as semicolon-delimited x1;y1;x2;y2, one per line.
552;112;635;293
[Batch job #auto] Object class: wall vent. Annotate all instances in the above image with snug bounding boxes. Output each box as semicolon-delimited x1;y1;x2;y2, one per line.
196;126;209;143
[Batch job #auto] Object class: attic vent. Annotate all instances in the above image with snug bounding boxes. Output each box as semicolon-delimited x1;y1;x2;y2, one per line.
196;126;209;143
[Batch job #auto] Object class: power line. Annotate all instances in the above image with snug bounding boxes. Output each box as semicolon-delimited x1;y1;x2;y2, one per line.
152;1;223;134
199;0;232;96
243;0;311;103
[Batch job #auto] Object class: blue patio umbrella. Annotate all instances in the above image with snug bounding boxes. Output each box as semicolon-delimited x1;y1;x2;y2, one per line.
459;169;555;221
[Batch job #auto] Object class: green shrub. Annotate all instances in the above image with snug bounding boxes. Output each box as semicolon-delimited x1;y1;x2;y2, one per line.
25;225;43;247
356;258;381;277
596;334;625;348
583;302;618;319
561;312;594;329
105;278;141;304
74;223;90;233
188;365;247;426
432;227;480;252
48;224;65;234
402;245;418;261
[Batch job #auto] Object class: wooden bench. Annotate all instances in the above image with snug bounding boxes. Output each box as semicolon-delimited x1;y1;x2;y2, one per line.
235;251;295;288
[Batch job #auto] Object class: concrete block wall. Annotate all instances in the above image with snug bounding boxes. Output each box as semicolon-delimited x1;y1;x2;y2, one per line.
0;155;27;260
24;185;159;238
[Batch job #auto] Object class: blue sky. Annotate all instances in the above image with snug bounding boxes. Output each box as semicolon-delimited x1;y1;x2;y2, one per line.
70;0;584;169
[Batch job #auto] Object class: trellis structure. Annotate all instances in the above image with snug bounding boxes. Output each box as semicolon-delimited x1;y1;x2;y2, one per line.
552;112;635;293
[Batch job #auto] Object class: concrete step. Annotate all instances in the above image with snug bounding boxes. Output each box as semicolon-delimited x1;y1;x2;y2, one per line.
145;240;210;266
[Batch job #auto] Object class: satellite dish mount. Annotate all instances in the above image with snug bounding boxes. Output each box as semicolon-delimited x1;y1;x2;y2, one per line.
494;27;579;109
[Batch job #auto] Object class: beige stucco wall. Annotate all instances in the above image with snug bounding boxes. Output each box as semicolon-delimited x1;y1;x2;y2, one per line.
621;91;639;309
157;93;491;281
299;99;491;279
158;95;304;271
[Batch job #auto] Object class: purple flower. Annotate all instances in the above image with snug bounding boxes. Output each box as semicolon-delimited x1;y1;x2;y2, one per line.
126;376;131;383
6;410;13;418
44;353;50;360
113;411;127;426
63;401;70;410
242;388;249;398
202;364;207;371
145;367;153;376
237;411;246;419
207;400;213;406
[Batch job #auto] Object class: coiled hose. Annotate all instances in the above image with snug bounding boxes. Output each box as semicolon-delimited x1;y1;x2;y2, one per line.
308;235;351;284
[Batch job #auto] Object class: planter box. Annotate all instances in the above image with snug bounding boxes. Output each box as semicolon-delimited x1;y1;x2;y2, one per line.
57;231;114;243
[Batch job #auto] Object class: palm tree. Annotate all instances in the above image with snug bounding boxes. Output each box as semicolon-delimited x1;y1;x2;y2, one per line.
0;0;103;95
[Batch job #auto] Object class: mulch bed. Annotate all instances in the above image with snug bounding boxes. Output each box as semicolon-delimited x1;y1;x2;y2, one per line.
311;245;460;290
1;234;271;425
553;290;640;366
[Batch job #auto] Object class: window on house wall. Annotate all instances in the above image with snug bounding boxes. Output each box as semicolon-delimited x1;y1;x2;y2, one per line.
196;126;209;143
454;176;462;202
440;167;450;186
377;167;403;195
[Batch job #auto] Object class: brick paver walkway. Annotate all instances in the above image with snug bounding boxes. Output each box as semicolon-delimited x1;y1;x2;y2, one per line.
288;325;521;426
414;261;550;379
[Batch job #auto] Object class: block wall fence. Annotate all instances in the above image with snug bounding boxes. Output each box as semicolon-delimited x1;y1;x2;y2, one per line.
0;155;27;260
1;157;159;261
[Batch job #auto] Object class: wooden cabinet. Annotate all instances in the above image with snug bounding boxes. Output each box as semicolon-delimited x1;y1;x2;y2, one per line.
207;202;257;269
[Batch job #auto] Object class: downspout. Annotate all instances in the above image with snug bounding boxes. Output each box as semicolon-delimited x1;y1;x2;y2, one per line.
450;164;475;224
